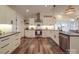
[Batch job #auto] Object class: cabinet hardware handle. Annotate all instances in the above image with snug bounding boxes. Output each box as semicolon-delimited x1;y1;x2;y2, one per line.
1;38;9;42
1;43;9;48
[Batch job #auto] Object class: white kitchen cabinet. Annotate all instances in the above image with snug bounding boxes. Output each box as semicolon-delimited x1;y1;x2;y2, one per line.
43;18;53;25
10;33;20;53
0;36;10;54
29;18;35;25
0;44;10;54
42;30;59;45
9;39;20;53
0;33;20;54
42;30;51;37
50;30;59;45
42;30;47;37
25;30;35;37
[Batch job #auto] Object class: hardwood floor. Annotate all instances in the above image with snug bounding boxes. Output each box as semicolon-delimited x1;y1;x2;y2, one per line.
12;37;64;54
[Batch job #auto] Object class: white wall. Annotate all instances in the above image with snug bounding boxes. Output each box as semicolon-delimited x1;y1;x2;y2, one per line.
0;5;24;38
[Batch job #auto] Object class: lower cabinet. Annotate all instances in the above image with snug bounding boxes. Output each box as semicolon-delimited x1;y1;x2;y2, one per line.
59;33;70;53
9;40;20;53
0;43;10;54
0;33;20;54
25;30;35;37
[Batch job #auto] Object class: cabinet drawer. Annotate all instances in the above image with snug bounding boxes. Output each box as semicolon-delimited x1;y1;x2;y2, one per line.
14;39;20;45
0;39;10;48
59;34;70;53
14;34;19;38
11;39;20;47
0;37;9;43
9;41;20;53
0;43;10;54
0;48;9;54
12;34;19;40
8;40;20;54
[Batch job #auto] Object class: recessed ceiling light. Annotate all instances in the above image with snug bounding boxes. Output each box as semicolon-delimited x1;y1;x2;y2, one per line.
26;9;29;12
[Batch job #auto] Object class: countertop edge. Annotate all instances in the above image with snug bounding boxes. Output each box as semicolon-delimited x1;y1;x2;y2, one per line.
0;32;20;39
59;31;79;37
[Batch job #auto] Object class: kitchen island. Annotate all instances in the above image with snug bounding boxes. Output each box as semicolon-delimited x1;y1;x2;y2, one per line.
59;31;79;54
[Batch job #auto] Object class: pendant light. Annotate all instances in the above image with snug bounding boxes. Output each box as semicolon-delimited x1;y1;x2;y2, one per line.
65;5;76;15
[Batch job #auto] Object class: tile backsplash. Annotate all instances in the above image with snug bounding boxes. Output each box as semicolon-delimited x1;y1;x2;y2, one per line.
0;24;12;35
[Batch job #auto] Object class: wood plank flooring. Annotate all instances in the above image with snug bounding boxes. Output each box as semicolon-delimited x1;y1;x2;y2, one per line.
12;37;64;54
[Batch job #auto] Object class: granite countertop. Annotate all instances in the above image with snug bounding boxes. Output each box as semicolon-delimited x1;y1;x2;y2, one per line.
59;31;79;36
0;32;20;39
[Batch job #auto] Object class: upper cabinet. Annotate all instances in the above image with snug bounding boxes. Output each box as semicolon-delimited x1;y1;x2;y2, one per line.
43;17;53;25
29;18;35;25
41;13;55;25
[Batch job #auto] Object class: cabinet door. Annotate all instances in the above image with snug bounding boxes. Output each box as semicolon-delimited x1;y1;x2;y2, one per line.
66;38;70;53
59;34;70;53
59;34;63;48
42;31;48;37
29;18;35;25
61;37;67;51
43;17;54;25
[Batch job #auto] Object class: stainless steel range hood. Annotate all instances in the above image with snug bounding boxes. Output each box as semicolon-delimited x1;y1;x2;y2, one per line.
35;12;42;22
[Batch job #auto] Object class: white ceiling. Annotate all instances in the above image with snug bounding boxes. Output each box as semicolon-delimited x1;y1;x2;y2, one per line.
9;5;79;19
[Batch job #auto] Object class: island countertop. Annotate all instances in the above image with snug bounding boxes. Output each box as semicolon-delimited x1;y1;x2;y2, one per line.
0;32;20;39
59;31;79;37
